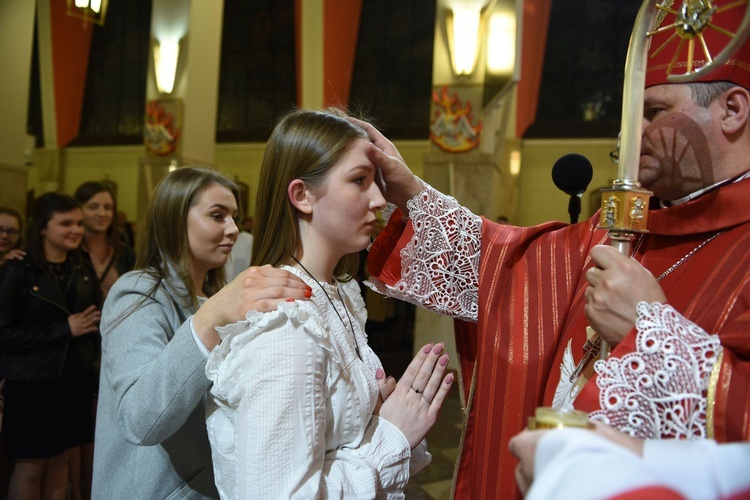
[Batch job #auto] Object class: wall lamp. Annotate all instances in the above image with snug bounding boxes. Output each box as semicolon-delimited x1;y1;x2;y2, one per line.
66;0;108;25
154;39;180;94
447;6;483;76
487;10;516;74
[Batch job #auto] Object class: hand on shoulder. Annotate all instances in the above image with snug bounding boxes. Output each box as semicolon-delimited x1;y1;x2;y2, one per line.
193;265;312;350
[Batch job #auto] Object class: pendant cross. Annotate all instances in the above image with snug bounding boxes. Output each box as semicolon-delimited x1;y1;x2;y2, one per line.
569;327;601;383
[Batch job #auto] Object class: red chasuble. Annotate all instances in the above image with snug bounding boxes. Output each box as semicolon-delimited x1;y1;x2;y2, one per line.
368;178;750;499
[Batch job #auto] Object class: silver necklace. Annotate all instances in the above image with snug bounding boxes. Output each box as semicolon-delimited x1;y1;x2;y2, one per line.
291;256;362;360
632;230;725;282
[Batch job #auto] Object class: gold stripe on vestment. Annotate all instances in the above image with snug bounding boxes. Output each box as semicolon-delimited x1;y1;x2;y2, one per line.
706;350;724;440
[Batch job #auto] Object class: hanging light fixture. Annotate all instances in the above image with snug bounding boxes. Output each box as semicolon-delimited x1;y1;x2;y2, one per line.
66;0;108;26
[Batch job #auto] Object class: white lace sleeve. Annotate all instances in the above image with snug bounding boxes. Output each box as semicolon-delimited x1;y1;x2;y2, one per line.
589;302;723;439
366;183;482;322
380;203;397;225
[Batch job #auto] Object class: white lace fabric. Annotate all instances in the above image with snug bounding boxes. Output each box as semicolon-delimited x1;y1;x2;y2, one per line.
589;302;723;439
366;184;482;322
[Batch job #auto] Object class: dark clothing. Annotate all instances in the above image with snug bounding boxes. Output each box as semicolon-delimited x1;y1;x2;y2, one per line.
0;254;101;458
3;352;97;457
81;243;136;294
116;244;136;277
118;225;135;250
0;255;101;381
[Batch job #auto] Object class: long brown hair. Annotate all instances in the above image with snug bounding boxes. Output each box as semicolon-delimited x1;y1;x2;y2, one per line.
136;166;239;307
252;109;368;280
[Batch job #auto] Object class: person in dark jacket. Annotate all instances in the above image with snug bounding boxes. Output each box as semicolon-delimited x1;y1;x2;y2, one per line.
0;192;101;500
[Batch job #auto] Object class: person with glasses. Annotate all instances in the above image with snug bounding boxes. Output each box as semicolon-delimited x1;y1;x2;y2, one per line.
0;207;23;262
0;207;24;495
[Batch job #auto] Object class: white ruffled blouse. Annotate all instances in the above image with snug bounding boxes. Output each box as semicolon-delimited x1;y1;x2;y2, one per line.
205;266;430;499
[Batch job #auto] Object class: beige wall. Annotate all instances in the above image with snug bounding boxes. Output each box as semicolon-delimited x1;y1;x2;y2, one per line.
519;138;619;226
0;0;36;213
28;146;143;218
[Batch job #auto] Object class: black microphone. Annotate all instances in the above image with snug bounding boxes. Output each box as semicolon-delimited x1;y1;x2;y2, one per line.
551;153;594;224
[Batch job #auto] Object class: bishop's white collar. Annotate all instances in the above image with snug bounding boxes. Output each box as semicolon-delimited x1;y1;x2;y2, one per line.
662;170;750;207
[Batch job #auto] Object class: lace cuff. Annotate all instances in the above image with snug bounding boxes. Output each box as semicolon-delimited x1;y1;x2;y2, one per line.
366;183;482;322
589;302;723;439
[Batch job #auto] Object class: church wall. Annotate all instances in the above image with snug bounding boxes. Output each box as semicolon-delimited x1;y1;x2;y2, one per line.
519;138;619;227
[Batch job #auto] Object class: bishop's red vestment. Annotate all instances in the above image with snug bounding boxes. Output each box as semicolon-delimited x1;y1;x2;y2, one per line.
366;179;750;499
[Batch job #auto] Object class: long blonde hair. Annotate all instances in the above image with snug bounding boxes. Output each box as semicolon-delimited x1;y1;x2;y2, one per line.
252;109;369;280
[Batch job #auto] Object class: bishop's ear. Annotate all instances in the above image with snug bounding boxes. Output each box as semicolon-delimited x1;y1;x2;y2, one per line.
288;179;313;214
720;86;750;135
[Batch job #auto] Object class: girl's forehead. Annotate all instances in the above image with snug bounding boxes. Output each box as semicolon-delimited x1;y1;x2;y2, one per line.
330;140;373;171
0;213;19;226
87;191;114;202
191;183;237;208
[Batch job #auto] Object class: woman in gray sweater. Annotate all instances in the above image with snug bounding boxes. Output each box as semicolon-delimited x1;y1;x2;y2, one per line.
92;167;311;499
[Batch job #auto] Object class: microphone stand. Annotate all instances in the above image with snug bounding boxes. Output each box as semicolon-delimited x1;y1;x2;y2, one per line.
567;193;582;224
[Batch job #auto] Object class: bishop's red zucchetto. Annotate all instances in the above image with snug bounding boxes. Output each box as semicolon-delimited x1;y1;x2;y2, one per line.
645;0;750;88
